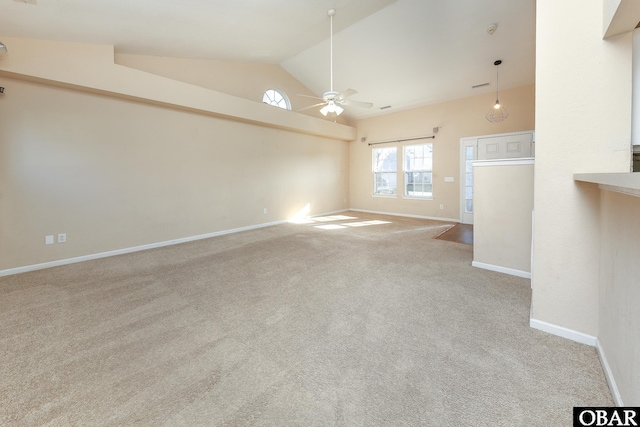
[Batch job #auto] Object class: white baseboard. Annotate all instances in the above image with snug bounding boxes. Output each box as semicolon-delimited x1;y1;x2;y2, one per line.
472;261;531;279
530;321;625;405
0;208;355;277
349;208;459;223
529;318;597;347
596;339;624;407
0;219;293;277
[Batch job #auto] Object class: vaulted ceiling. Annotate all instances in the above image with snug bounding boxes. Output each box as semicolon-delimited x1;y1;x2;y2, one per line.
0;0;535;120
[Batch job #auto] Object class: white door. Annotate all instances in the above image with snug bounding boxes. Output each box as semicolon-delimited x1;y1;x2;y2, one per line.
459;131;534;225
477;133;533;160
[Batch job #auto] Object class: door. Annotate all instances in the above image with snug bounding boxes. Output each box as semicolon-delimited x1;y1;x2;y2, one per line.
459;131;534;225
477;133;533;160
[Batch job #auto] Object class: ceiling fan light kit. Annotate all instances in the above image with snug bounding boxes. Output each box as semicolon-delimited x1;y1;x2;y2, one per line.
486;59;509;123
297;9;373;118
320;101;344;116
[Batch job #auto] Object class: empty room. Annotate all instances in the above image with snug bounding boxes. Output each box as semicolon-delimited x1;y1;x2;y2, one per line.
1;0;639;425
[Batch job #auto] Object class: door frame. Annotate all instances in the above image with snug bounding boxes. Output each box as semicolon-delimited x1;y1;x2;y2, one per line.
459;130;534;224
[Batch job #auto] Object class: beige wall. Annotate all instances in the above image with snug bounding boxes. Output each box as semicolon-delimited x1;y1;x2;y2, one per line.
473;162;534;275
115;54;350;125
0;76;349;271
0;36;355;142
532;0;632;336
349;85;535;220
598;190;640;405
0;36;355;273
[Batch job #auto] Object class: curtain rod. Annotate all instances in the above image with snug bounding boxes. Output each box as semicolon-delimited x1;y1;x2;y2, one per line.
367;135;435;146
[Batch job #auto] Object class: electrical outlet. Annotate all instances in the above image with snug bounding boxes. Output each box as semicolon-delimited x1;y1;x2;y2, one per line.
45;235;54;245
263;208;267;214
58;233;67;243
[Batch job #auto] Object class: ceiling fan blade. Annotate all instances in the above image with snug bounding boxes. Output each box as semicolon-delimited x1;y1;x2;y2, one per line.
297;94;324;101
336;88;358;100
297;102;327;112
342;99;373;109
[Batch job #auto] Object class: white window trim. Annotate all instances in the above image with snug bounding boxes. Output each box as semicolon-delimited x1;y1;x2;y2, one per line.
262;88;291;110
402;195;433;200
402;143;433;199
372;147;398;198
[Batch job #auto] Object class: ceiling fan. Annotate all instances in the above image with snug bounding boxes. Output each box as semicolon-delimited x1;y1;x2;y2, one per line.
298;8;373;117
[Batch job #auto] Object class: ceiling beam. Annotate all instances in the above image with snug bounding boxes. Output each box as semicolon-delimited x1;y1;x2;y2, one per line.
603;0;640;39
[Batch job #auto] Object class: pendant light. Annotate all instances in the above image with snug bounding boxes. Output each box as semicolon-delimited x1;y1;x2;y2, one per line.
486;60;509;123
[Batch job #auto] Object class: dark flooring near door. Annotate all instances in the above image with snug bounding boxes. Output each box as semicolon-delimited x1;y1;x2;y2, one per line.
434;223;474;245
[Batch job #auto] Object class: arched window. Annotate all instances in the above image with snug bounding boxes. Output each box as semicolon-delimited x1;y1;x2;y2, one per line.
262;88;291;110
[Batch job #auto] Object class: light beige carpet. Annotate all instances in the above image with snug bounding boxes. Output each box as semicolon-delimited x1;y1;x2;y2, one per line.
0;212;612;426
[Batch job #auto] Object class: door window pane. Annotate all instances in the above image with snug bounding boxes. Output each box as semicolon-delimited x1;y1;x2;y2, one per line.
465;146;474;160
464;145;475;214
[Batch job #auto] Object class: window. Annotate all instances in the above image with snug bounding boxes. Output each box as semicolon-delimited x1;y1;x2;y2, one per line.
372;147;397;196
262;88;291;110
403;143;433;198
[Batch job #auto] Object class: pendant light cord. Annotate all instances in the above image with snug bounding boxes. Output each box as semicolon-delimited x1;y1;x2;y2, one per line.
494;59;502;104
496;64;499;103
496;67;500;103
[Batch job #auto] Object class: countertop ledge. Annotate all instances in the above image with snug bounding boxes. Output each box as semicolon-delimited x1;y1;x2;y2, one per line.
574;172;640;198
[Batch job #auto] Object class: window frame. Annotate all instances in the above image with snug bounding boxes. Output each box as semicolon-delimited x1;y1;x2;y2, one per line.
262;88;291;110
402;143;434;200
372;146;398;198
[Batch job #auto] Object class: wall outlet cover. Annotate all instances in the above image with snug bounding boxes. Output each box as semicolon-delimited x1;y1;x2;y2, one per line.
45;235;54;245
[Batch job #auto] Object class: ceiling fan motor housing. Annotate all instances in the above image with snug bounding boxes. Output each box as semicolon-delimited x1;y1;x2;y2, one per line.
323;91;340;102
